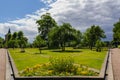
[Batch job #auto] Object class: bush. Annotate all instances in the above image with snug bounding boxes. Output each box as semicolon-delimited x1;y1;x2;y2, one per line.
95;40;102;52
118;45;120;48
49;56;74;73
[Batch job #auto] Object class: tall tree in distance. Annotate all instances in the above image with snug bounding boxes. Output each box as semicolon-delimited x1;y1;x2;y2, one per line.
18;31;28;52
33;35;46;53
0;37;4;48
36;13;57;48
83;25;106;50
113;19;120;47
12;32;18;40
11;32;18;49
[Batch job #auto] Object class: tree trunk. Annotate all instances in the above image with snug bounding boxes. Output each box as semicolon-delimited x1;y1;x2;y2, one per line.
62;43;65;51
21;48;25;53
90;46;92;50
39;47;42;54
62;46;65;51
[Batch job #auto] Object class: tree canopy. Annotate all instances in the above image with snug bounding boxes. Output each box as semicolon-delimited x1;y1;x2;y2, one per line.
36;13;57;48
49;23;81;51
33;35;46;53
83;25;106;50
113;20;120;47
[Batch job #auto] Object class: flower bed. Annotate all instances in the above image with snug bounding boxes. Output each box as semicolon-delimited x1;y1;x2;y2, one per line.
19;57;99;76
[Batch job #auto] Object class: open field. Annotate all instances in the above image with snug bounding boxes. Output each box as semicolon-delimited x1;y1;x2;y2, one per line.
9;48;107;71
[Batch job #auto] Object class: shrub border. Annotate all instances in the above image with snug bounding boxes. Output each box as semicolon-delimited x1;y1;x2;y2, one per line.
7;49;110;80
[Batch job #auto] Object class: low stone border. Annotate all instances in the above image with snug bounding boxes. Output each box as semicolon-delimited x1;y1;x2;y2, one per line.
7;49;110;80
106;49;114;80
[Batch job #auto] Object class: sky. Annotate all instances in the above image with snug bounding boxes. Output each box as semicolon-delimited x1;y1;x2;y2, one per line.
0;0;120;42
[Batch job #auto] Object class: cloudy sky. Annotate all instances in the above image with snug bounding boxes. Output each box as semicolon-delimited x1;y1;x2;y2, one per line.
0;0;120;42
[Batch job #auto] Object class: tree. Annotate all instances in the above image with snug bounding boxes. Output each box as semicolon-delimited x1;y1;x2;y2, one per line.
18;31;23;40
36;13;57;48
33;35;46;53
18;31;28;52
48;27;60;48
95;40;103;52
5;33;12;48
113;19;120;47
11;32;18;49
12;32;18;40
0;37;4;48
72;30;82;48
49;23;78;51
7;34;12;41
83;25;106;50
7;40;17;49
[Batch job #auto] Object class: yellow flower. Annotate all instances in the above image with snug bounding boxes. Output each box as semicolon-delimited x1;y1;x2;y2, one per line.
24;67;30;72
48;70;53;74
80;71;88;75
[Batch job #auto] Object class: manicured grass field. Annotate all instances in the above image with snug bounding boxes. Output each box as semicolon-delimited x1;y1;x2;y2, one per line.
9;48;107;71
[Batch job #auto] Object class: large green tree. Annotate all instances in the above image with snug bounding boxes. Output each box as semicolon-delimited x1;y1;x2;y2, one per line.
83;25;106;50
72;30;82;47
49;23;79;51
11;32;18;49
12;32;18;40
113;20;120;47
18;31;28;52
36;13;57;48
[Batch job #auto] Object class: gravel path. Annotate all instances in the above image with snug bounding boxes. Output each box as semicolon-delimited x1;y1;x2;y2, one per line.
0;49;7;80
111;48;120;80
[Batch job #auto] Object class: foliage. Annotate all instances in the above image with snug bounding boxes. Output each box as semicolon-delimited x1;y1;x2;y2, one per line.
4;30;28;49
49;23;80;51
95;40;103;52
33;35;46;53
83;25;106;50
49;56;74;73
118;45;120;48
36;13;57;48
19;57;99;76
12;32;18;40
0;37;4;48
7;40;17;49
18;31;28;52
113;19;120;47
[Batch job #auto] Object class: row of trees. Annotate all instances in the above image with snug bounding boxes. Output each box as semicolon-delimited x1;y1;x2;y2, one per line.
1;13;120;52
34;13;106;52
0;30;28;52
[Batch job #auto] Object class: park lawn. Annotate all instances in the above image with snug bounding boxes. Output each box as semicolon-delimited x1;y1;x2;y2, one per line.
9;48;107;71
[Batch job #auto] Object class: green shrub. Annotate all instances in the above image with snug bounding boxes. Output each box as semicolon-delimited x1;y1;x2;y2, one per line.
118;45;120;48
95;40;102;52
49;56;74;73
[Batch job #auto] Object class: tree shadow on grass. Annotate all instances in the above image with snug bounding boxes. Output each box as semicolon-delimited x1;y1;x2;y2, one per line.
51;50;82;53
34;52;47;55
92;49;108;52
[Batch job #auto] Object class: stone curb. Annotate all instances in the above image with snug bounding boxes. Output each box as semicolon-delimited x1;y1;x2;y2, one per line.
107;49;114;80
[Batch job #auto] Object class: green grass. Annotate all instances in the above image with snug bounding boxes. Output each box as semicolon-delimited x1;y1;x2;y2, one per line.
9;48;107;71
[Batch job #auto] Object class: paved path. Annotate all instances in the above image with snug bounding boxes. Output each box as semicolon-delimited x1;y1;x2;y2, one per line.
0;49;7;80
111;48;120;80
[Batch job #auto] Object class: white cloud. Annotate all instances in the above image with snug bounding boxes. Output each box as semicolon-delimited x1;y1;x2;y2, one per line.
0;7;47;42
48;0;120;40
1;0;120;42
40;0;56;4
